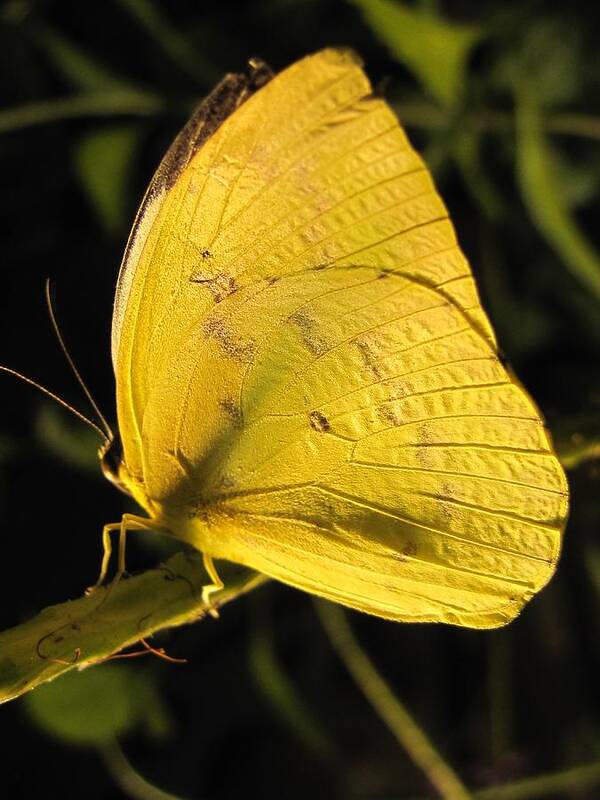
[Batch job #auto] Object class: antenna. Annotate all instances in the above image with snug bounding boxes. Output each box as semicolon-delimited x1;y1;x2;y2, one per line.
0;365;106;438
45;278;113;441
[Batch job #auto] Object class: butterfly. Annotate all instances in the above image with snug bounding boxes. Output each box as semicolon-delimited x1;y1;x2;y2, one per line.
98;48;568;628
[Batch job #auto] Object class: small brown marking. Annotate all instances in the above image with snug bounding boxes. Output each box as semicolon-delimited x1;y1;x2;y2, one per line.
265;275;279;286
377;404;401;427
403;541;417;557
355;337;383;380
191;271;238;303
219;398;242;426
289;309;329;356
309;410;331;433
203;318;255;363
436;482;454;523
201;249;213;259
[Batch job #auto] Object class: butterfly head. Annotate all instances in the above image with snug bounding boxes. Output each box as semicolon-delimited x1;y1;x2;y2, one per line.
99;433;132;497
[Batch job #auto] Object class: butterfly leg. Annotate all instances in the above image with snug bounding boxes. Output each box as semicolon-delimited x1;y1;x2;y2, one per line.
89;514;161;592
90;522;121;590
201;553;224;618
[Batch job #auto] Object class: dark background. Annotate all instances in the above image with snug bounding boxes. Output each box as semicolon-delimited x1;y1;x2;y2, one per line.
1;1;599;798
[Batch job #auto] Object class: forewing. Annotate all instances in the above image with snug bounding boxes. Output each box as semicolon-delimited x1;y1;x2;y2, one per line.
112;49;567;626
113;49;492;497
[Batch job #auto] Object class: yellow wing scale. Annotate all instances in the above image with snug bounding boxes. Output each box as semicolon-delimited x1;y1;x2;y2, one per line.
111;49;568;628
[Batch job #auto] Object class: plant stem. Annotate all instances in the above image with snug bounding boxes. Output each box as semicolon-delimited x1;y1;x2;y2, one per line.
100;739;189;800
473;761;600;799
315;600;472;800
0;90;163;134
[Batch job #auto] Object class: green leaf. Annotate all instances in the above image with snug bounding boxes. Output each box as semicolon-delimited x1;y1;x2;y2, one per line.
349;0;481;107
74;125;140;235
25;664;139;745
33;23;139;93
515;82;600;302
493;18;581;109
248;616;335;759
452;125;503;218
116;0;218;84
35;404;100;473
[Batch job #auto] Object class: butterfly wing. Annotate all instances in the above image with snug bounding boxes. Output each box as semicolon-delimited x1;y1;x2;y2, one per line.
112;49;568;627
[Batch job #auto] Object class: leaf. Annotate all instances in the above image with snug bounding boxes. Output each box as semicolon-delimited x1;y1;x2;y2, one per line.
116;0;218;83
248;611;335;759
0;92;162;135
25;664;140;745
35;404;100;473
493;18;581;109
0;553;265;705
515;82;600;302
33;22;139;93
452;125;503;218
349;0;481;107
74;125;140;235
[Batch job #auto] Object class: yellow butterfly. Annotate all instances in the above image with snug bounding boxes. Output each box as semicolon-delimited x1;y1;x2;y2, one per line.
99;48;568;628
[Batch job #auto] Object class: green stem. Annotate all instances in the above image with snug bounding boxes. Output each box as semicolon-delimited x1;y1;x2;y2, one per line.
0;552;267;704
315;600;472;800
473;761;600;799
0;90;163;134
557;436;600;469
100;739;189;800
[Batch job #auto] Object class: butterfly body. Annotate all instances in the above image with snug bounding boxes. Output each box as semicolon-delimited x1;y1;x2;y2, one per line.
103;49;568;627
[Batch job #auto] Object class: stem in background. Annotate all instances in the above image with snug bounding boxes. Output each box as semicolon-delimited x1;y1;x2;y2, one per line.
0;90;163;134
472;761;600;800
98;741;190;800
314;600;472;800
557;436;600;470
100;739;189;800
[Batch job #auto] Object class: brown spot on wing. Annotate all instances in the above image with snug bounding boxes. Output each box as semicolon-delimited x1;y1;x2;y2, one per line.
377;404;401;427
309;410;331;432
355;337;383;380
219;398;242;426
289;309;330;356
191;271;238;303
203;317;255;363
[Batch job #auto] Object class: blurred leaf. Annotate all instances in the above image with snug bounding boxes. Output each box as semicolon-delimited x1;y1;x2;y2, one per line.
136;669;173;740
0;91;162;134
74;125;140;235
35;404;101;473
249;617;336;760
116;0;217;84
452;125;503;218
515;83;600;302
349;0;481;107
25;664;140;745
550;148;600;208
33;22;139;93
493;18;581;108
558;433;600;470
